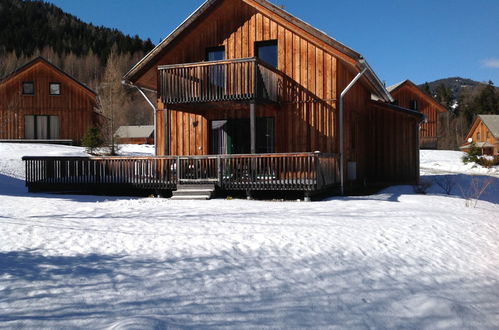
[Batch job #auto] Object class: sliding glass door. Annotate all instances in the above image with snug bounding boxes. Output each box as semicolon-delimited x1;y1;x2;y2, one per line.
210;118;274;154
24;115;60;139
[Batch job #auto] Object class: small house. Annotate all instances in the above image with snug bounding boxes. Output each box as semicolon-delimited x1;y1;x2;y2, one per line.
115;125;154;144
0;56;99;144
460;115;499;155
387;80;447;149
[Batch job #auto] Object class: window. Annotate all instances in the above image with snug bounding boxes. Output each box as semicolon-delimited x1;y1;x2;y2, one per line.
486;131;490;139
477;132;481;141
24;115;60;139
409;100;418;111
49;82;61;95
206;46;225;88
22;82;34;95
206;46;225;61
255;40;278;68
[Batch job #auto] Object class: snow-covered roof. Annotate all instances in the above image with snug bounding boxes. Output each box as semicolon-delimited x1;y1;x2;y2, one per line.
479;115;499;139
115;125;154;139
386;80;408;93
460;141;495;149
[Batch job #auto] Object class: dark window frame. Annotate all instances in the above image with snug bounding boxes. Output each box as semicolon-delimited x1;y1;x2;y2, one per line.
205;46;225;61
22;81;34;95
49;82;61;95
255;40;278;68
409;99;418;111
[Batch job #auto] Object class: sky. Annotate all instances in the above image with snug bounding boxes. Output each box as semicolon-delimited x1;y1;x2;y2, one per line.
43;0;499;86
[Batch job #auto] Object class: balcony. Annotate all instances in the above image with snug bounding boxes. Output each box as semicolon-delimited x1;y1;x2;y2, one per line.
158;57;283;105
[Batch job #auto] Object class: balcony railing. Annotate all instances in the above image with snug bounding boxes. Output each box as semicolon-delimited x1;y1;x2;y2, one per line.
23;153;339;194
158;57;283;105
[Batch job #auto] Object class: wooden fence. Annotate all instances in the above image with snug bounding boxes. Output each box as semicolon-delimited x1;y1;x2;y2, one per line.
23;153;339;194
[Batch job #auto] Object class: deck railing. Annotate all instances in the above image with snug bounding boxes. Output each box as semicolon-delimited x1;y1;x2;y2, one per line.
158;57;283;104
23;153;339;193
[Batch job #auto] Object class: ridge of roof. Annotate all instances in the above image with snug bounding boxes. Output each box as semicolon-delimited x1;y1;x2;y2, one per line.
0;56;97;96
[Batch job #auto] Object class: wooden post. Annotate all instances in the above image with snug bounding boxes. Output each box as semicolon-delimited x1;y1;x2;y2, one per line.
250;101;256;154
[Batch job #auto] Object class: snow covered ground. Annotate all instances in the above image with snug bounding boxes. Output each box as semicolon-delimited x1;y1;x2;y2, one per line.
0;143;498;329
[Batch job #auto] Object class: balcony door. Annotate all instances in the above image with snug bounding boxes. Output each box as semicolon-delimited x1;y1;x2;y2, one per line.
206;46;225;89
210;118;274;155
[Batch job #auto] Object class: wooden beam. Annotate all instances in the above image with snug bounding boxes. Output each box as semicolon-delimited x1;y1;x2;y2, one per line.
250;101;256;153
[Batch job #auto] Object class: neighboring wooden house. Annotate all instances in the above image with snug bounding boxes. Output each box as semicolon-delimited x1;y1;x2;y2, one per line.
460;115;499;155
0;56;98;144
387;80;447;149
123;0;424;192
115;125;154;144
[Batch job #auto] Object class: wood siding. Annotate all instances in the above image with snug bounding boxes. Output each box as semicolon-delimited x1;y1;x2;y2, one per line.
0;59;97;143
144;0;369;157
132;0;422;186
390;82;446;149
369;101;420;183
465;118;499;155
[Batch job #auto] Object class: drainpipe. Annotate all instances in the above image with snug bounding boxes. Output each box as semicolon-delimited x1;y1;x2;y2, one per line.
339;65;367;195
122;80;157;148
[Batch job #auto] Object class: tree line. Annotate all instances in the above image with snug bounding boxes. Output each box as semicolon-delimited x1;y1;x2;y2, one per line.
421;80;499;149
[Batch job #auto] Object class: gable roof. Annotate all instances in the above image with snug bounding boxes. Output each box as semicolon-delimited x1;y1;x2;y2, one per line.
123;0;392;102
478;114;499;139
115;125;154;139
0;56;96;96
387;80;447;113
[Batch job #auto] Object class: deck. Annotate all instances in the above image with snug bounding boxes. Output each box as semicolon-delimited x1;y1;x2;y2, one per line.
23;153;339;196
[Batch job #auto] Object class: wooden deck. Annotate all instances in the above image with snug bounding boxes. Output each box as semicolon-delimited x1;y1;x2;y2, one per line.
23;153;339;196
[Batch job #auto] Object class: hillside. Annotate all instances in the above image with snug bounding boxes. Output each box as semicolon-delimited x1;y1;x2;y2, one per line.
419;77;498;101
0;0;154;61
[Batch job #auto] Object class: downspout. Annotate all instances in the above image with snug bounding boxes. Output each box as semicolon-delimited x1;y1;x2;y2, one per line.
122;80;157;148
339;65;367;195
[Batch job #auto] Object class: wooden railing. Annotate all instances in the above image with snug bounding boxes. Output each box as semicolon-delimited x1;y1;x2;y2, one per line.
23;153;339;193
158;57;283;104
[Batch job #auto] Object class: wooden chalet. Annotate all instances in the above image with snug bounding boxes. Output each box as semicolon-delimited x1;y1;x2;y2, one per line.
0;56;98;144
387;80;447;149
460;115;499;155
23;0;424;199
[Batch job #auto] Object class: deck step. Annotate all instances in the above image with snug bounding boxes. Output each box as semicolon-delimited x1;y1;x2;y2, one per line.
171;184;215;200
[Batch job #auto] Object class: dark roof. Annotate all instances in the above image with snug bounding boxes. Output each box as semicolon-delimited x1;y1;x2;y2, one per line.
370;100;426;122
124;0;392;102
0;56;96;95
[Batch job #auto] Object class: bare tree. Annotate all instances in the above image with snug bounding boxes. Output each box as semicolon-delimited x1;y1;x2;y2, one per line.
460;175;494;208
98;48;128;155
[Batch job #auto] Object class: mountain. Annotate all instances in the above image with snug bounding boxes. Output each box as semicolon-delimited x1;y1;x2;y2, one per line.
0;0;154;61
419;77;497;101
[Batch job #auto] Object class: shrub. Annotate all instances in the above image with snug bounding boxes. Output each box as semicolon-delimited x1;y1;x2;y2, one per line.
462;143;481;164
81;126;104;155
476;156;499;168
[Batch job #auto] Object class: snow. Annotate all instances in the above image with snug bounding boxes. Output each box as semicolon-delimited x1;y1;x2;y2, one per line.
0;143;498;329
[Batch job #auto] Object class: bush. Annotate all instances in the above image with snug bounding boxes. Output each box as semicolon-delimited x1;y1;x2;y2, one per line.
81;126;104;155
462;143;481;164
476;156;499;168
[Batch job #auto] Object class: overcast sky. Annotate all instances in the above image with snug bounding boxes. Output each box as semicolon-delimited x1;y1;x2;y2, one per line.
44;0;499;86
